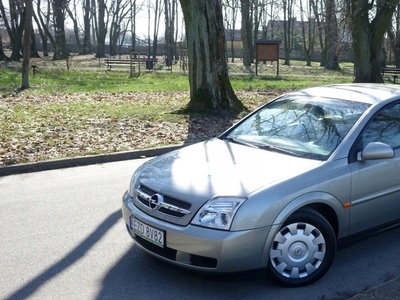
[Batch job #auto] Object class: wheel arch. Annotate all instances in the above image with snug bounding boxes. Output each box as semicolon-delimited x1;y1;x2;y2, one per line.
304;203;339;237
260;192;348;268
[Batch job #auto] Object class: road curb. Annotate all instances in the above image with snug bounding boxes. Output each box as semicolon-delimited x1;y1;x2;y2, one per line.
0;144;185;177
349;277;400;299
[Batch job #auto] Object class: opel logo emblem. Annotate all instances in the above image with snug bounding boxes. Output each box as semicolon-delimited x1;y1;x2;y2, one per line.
150;194;163;210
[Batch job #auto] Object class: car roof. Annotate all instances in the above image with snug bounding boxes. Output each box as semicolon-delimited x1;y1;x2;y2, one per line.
291;83;400;105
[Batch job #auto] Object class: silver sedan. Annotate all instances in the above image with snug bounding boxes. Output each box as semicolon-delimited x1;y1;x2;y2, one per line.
122;84;400;287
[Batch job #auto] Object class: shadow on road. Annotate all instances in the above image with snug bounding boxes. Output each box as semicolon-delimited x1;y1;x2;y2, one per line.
95;245;267;300
6;210;121;300
95;226;400;300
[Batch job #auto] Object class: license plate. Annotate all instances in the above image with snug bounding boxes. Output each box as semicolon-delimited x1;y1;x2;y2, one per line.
130;216;165;248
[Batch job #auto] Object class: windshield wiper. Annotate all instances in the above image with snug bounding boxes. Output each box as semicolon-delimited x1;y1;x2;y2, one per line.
221;136;260;149
260;143;301;157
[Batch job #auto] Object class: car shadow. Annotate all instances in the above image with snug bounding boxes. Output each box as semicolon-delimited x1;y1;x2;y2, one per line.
95;226;400;300
95;245;268;300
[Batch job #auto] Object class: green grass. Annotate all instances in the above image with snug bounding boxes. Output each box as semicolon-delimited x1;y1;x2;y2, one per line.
0;60;355;97
0;69;191;95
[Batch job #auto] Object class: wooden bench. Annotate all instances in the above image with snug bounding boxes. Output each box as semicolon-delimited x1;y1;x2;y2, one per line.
104;58;159;71
104;59;132;71
380;67;400;83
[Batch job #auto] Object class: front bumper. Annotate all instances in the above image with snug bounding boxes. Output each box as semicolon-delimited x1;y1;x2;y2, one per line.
122;191;272;272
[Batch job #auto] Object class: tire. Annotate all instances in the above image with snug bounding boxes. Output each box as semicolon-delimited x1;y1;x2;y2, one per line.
266;208;336;287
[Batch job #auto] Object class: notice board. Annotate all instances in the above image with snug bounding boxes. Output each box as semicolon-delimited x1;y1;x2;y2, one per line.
255;40;281;76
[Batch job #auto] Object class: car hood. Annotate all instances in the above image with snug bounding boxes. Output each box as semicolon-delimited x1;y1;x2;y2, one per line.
137;138;322;202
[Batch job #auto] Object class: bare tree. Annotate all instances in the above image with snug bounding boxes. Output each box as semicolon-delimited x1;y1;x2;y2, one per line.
223;0;239;62
91;0;98;48
32;7;48;56
52;0;70;59
62;0;91;54
264;0;281;39
310;0;326;66
256;0;269;40
66;0;83;54
130;0;145;51
179;0;244;111
325;0;339;70
109;0;130;56
0;0;25;60
387;3;400;67
0;33;8;61
164;0;177;64
282;0;295;65
0;4;9;60
252;0;265;42
95;0;107;57
299;0;316;66
150;0;163;58
241;0;253;66
82;0;91;53
350;0;397;82
22;0;33;89
36;0;60;57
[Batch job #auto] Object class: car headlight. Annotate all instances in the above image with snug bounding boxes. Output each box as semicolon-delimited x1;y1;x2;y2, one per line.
191;196;247;230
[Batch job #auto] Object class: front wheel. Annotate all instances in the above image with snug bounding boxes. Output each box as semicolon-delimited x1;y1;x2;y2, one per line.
266;208;336;287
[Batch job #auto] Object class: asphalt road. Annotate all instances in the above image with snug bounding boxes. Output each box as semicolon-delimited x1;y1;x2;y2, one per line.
1;159;400;300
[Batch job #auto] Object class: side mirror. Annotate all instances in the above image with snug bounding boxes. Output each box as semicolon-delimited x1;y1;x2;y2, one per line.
357;142;395;161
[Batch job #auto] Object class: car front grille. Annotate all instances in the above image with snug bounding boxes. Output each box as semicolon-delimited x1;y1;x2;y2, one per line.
136;184;192;217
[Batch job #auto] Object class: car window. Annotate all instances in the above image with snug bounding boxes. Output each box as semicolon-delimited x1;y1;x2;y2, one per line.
362;102;400;149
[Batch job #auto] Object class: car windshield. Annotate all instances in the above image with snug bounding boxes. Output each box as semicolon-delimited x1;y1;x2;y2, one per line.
221;95;370;160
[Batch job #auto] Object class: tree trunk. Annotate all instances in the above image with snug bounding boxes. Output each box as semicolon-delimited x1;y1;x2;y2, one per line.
351;0;397;83
179;0;244;112
310;0;326;66
130;0;137;51
22;0;32;90
151;0;162;58
95;0;106;58
32;9;49;56
66;6;83;54
241;0;252;66
283;0;294;65
300;0;315;67
30;29;40;58
387;3;400;67
83;0;91;54
0;0;15;60
53;0;70;60
165;0;171;63
91;0;98;48
5;0;24;61
0;27;9;61
36;0;57;56
164;0;176;63
223;0;238;63
109;0;129;56
325;0;340;70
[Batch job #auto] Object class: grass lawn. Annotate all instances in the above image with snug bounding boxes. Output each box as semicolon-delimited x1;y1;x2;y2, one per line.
0;56;357;166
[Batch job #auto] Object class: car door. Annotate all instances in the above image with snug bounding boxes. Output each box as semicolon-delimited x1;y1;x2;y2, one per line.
349;102;400;235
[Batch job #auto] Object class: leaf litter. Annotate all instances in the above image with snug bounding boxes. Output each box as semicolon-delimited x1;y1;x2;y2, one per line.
0;90;275;166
